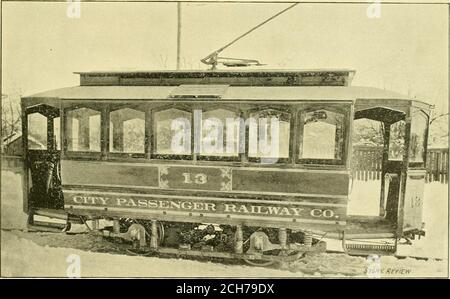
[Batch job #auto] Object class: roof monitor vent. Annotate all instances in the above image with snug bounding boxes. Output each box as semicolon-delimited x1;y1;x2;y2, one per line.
169;84;229;99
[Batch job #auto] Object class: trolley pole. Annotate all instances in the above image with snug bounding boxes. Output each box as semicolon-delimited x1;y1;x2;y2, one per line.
176;2;182;70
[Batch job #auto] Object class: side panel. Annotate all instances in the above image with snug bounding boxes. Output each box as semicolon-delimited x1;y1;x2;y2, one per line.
61;160;349;231
62;160;159;187
233;169;349;196
61;160;349;196
400;170;426;232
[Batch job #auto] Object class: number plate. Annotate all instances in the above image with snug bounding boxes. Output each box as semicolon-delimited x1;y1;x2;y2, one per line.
159;166;232;191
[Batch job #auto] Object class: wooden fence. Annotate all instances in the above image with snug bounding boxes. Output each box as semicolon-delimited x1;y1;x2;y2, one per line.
351;146;383;181
352;146;449;183
426;148;449;183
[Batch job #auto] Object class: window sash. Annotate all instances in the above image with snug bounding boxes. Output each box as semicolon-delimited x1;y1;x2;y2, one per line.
152;107;193;157
297;107;347;165
197;108;242;161
109;108;146;154
64;107;102;153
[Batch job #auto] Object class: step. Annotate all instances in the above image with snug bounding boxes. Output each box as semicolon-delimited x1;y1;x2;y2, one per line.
33;208;68;220
344;243;397;256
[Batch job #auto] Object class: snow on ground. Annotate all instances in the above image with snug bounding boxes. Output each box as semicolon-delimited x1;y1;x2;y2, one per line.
2;230;446;278
348;179;383;216
1;171;28;230
1;230;305;278
1;170;448;277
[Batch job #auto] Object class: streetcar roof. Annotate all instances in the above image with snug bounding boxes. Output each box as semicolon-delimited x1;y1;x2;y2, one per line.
23;85;427;105
73;69;356;76
22;69;432;109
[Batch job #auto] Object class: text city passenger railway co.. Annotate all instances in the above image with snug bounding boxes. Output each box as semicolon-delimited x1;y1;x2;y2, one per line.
67;195;339;219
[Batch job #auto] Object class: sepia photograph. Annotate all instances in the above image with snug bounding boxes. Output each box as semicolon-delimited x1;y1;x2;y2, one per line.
1;0;449;280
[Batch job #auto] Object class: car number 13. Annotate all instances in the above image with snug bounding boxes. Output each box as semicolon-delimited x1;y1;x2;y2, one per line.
182;173;208;185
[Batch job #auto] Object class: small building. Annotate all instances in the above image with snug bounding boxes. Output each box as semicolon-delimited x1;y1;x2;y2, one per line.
2;132;45;156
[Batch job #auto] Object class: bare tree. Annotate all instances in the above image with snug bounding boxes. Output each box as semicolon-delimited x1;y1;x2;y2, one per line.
1;93;22;140
430;112;449;125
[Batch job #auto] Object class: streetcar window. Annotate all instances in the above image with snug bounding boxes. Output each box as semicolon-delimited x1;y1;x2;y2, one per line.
300;109;344;161
109;108;145;153
409;110;428;164
248;109;290;159
66;108;101;152
200;108;241;157
53;117;61;150
27;112;47;150
352;118;384;147
154;108;191;155
389;120;406;161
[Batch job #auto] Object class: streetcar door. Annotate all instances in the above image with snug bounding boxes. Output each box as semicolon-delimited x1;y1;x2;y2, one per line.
24;104;63;211
351;106;406;223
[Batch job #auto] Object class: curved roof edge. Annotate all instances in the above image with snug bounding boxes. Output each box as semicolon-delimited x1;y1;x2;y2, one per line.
74;69;356;75
23;85;422;102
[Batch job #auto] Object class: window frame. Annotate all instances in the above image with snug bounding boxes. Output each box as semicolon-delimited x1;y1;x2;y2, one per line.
196;104;243;162
296;104;350;166
408;108;430;169
151;104;193;160
388;119;406;162
58;101;353;167
246;106;294;164
26;104;60;151
63;103;105;160
107;103;148;159
26;111;49;151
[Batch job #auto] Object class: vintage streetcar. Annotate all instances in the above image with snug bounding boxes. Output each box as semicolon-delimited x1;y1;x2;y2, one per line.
21;69;431;265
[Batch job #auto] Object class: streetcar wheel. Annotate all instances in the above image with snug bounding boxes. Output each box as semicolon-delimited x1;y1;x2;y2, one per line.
241;227;281;267
243;259;276;267
121;219;165;245
126;248;152;256
244;250;303;267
